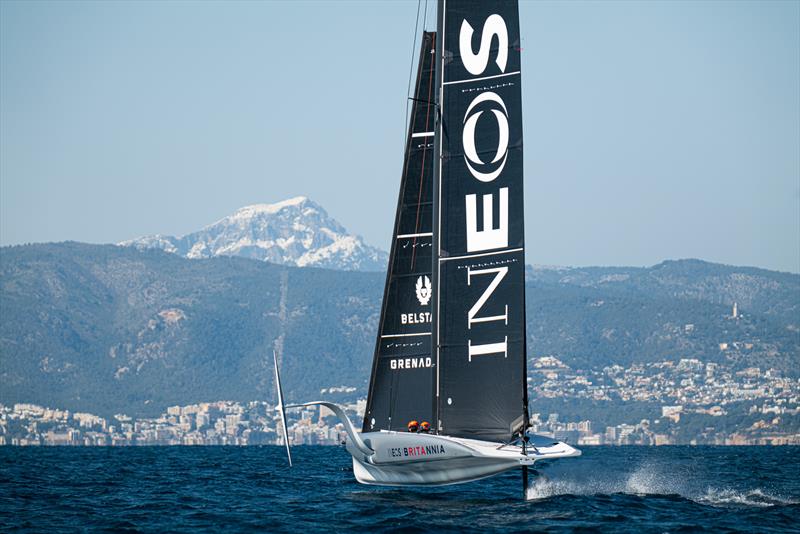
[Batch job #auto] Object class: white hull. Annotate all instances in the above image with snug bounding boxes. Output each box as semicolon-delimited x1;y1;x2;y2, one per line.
348;430;580;486
283;402;580;487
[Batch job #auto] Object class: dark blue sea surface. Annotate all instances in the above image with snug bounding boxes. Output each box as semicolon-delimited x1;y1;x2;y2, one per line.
1;446;798;532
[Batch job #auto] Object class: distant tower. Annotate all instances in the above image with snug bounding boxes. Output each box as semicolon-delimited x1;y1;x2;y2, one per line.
732;302;738;319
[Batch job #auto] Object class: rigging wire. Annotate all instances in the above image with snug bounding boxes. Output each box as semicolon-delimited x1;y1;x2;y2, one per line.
403;0;423;146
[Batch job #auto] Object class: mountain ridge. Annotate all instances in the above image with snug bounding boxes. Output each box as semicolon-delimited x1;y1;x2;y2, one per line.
119;197;388;272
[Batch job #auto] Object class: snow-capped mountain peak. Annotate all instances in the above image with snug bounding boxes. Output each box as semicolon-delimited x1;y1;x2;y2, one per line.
119;197;388;272
226;196;310;220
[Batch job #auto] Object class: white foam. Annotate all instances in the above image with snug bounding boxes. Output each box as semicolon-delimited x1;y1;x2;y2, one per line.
525;463;796;508
526;464;681;500
697;487;799;508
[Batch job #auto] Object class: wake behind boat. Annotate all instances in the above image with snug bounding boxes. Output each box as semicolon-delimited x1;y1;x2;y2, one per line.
275;0;580;494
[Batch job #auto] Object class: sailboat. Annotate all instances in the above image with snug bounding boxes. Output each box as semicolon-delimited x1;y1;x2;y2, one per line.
275;0;579;492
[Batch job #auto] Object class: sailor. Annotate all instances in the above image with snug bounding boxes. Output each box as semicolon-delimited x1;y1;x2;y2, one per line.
419;421;431;433
407;420;419;433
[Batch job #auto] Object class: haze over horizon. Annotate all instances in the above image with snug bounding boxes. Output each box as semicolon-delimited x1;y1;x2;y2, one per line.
1;0;798;273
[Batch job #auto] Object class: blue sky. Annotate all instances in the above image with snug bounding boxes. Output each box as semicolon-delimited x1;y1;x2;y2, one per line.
1;0;798;272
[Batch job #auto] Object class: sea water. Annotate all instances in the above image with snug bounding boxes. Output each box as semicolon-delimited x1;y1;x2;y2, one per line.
1;446;798;532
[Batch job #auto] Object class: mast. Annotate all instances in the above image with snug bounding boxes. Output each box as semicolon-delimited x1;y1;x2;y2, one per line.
363;32;437;433
431;0;527;443
431;0;444;434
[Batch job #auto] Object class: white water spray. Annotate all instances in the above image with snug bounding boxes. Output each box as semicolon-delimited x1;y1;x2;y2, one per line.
525;462;797;508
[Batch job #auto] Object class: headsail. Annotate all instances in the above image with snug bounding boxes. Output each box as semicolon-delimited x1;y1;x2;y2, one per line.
363;32;438;432
432;0;528;442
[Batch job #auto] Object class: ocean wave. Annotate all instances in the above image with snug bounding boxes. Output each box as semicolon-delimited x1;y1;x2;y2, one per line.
4;447;799;531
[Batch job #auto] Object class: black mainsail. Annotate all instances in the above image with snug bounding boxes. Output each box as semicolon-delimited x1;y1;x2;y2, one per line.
432;0;528;442
363;32;437;433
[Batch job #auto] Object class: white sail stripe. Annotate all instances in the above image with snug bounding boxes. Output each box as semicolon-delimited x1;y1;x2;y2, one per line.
469;314;507;325
381;332;432;338
397;232;433;239
411;131;435;138
443;70;521;86
439;247;524;263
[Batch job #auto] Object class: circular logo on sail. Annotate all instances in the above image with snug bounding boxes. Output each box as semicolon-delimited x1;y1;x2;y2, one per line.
415;275;432;306
462;91;509;183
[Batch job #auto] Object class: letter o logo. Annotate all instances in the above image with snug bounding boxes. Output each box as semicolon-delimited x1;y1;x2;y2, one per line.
462;92;509;183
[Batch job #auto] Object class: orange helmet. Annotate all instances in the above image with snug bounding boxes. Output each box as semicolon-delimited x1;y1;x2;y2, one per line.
420;421;431;432
407;420;419;433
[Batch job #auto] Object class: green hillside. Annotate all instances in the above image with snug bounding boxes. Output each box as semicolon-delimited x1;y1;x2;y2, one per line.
1;243;797;417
